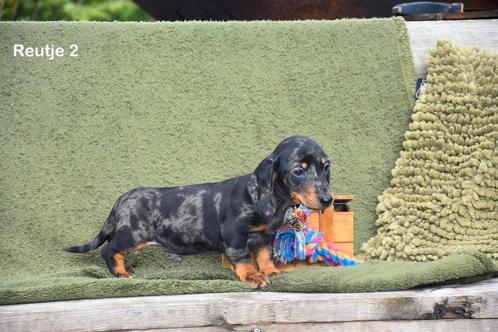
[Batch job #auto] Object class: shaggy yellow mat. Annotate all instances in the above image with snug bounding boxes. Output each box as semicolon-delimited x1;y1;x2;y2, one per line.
362;40;498;262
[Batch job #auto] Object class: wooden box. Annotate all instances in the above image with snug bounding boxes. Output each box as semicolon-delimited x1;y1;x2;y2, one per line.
308;194;354;256
222;195;354;268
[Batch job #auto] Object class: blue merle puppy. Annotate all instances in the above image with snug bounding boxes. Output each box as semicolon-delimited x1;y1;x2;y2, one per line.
65;135;333;288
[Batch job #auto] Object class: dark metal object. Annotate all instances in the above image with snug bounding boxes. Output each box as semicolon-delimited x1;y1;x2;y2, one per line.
404;9;498;20
393;1;498;20
393;2;464;15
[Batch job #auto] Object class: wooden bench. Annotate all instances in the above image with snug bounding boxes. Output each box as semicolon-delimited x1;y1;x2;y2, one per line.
1;277;497;331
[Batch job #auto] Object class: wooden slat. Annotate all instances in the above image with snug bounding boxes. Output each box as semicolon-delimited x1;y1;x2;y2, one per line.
333;242;354;256
406;19;498;78
1;278;497;331
320;205;334;241
333;194;353;202
161;319;498;332
330;211;354;242
307;208;320;230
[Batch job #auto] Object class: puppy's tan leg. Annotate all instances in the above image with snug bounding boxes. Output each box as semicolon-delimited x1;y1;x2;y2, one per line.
255;247;282;277
112;252;134;278
107;242;157;278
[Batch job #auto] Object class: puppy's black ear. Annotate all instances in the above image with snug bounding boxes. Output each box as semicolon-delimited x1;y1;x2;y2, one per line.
248;155;278;218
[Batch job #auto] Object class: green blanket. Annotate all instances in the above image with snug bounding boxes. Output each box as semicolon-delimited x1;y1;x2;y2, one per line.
0;19;494;305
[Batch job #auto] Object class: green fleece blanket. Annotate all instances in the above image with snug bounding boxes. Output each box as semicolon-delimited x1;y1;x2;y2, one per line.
0;19;495;305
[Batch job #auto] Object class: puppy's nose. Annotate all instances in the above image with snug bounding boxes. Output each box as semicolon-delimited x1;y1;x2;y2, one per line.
320;195;333;207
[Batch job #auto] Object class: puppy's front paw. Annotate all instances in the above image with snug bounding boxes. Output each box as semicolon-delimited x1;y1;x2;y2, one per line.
235;262;270;289
255;247;283;278
246;272;270;289
260;265;283;278
116;271;134;278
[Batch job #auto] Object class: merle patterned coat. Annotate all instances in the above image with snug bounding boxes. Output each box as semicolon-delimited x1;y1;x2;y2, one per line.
65;135;333;288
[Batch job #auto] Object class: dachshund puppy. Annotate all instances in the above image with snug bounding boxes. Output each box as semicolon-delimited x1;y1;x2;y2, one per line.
65;135;333;288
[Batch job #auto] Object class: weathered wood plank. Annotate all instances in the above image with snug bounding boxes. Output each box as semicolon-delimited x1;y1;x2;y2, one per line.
154;319;498;332
1;278;497;331
406;19;498;78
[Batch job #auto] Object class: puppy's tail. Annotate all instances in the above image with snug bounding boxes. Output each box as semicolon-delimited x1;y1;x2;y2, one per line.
64;209;117;253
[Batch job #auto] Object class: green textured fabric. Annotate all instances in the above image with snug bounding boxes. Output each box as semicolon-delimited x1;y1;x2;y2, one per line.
362;40;498;263
0;20;493;306
1;251;496;304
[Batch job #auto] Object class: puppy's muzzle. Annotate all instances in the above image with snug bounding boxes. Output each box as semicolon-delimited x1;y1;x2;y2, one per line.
319;194;333;207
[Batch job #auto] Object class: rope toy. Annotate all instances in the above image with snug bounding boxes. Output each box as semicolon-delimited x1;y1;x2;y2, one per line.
273;205;361;266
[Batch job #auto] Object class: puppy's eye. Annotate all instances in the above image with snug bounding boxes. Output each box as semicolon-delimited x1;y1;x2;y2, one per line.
323;163;330;173
292;168;305;177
